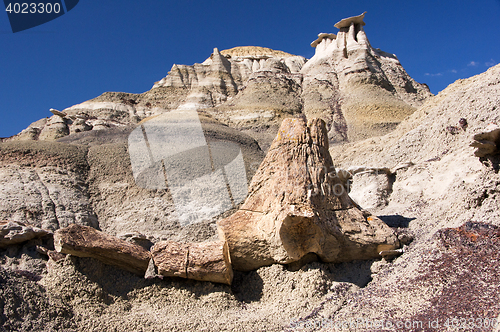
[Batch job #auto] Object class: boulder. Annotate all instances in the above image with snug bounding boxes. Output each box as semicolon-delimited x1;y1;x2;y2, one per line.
151;240;233;285
217;117;399;271
0;220;50;247
347;167;394;210
54;224;151;275
470;123;500;157
334;11;367;29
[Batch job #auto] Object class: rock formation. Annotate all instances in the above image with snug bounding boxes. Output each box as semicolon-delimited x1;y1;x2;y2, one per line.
8;13;431;151
470;123;500;157
151;240;233;285
218;117;399;271
0;115;264;242
0;141;98;231
2;13;498;332
54;224;151;275
0;220;49;247
301;12;432;143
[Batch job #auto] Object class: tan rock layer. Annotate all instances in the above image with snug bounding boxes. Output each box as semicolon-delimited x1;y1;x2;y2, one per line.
0;220;50;248
54;224;233;284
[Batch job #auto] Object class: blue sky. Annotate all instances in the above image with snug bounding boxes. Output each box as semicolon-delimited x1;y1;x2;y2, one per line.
1;0;499;138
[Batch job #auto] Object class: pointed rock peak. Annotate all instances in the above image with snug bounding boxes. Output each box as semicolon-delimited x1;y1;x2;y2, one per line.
334;11;367;29
210;47;231;72
311;33;337;48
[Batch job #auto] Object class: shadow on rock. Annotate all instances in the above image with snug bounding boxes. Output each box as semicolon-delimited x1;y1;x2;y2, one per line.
70;255;233;302
231;270;264;303
378;215;416;228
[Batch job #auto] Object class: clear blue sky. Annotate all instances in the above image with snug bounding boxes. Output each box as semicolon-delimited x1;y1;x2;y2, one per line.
1;0;499;138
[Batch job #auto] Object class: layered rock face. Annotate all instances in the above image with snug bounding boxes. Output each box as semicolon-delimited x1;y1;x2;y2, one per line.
0;115;264;242
6;12;498;332
301;12;432;142
9;13;430;151
218;117;398;271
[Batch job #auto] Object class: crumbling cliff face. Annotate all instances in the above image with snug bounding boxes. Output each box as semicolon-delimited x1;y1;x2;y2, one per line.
9;13;431;151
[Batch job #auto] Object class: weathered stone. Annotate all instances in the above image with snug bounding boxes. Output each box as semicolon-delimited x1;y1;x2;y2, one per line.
470;123;500;157
217;117;399;271
0;144;98;232
311;33;336;48
54;224;151;275
49;108;67;118
38;115;70;140
70;117;93;133
11;23;430;151
151;240;233;285
0;220;49;247
348;167;394;209
334;11;367;29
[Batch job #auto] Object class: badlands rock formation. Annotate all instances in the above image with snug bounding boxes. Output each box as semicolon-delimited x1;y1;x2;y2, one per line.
0;12;499;332
0;115;264;243
302;12;432;143
9;12;431;151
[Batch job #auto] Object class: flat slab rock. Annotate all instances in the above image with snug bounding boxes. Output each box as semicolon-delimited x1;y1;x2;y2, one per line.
218;118;399;271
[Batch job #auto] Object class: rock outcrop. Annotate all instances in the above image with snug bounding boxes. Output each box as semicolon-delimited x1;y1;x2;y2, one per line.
301;12;432;143
3;13;499;332
0;141;98;231
0;220;49;247
0;114;264;242
218;117;399;271
9;13;431;151
470;123;500;157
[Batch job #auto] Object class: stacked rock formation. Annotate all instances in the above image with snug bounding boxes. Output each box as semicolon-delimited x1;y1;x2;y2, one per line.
301;12;432;142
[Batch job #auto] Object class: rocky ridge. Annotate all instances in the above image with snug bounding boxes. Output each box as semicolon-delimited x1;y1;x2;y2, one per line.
9;12;431;151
